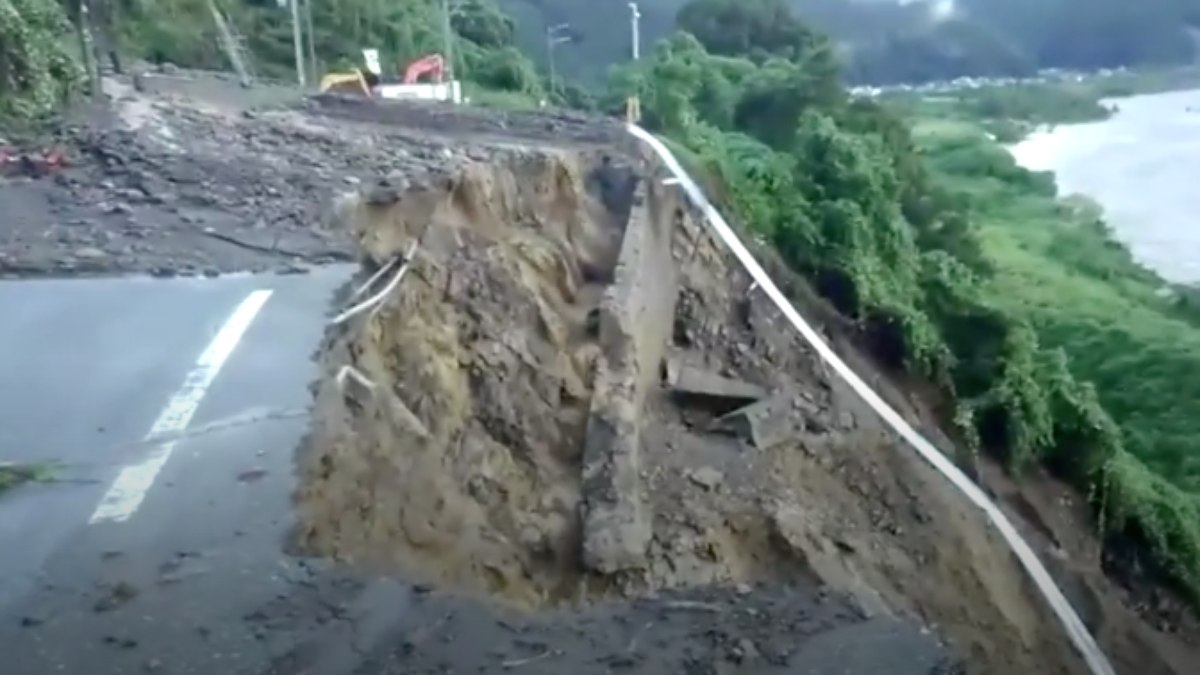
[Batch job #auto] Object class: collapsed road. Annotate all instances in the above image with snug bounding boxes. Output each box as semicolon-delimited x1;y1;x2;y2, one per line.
1;70;1198;675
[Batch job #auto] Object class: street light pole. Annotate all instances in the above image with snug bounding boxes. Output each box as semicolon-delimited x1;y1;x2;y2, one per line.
304;0;317;84
629;1;640;61
627;2;641;122
289;0;306;86
442;0;455;81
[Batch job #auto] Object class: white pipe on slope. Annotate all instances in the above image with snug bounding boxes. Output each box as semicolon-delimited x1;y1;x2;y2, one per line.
626;122;1116;675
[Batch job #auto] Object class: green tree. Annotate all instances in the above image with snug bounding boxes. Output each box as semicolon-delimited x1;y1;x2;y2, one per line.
677;0;823;63
0;0;81;122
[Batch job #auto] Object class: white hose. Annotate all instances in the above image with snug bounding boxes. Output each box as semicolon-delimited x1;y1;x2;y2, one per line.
329;240;419;326
627;123;1116;675
348;256;399;302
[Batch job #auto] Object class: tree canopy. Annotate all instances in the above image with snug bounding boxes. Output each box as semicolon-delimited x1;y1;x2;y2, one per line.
0;0;80;122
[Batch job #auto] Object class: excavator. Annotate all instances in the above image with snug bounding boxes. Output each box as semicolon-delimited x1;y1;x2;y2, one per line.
319;52;447;98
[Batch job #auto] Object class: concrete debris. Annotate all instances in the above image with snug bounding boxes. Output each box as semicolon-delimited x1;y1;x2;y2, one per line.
582;178;678;574
687;467;724;491
666;359;767;413
236;468;269;483
712;396;795;449
93;581;139;613
73;246;108;260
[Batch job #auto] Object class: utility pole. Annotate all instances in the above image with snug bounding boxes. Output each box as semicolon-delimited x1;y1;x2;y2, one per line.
546;23;571;97
629;2;640;61
77;1;102;99
290;0;306;86
208;0;251;87
442;0;455;81
627;2;641;122
304;0;317;84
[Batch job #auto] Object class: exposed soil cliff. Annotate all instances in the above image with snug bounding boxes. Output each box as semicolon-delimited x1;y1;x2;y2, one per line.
293;100;1199;675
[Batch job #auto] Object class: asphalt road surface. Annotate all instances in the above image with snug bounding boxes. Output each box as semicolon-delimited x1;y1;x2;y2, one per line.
0;267;957;675
0;267;355;675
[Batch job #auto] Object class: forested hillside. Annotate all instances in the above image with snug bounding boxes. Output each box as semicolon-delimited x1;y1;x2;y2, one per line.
499;0;1200;85
0;0;81;121
117;0;545;96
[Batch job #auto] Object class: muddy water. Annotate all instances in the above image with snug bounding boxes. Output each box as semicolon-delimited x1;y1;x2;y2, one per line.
1009;88;1200;283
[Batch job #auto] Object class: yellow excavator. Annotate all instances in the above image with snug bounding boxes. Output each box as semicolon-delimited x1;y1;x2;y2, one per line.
319;51;447;97
319;70;373;96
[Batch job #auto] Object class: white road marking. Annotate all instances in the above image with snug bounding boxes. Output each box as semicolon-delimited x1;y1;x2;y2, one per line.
89;289;274;524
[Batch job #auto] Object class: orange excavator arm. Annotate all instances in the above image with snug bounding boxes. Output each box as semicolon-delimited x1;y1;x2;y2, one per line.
403;54;446;84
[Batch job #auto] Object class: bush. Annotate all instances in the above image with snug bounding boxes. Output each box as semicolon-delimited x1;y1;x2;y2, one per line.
0;0;81;122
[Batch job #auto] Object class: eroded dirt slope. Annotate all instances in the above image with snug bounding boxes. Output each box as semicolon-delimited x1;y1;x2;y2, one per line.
293;100;1199;675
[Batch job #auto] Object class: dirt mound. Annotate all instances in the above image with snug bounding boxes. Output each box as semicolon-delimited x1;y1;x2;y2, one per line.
297;148;638;606
306;94;625;147
0;73;621;279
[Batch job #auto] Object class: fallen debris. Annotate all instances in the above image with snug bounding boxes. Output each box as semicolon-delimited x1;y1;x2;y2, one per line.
712;396;795;449
687;467;724;491
93;582;140;613
236;468;269;483
666;360;767;412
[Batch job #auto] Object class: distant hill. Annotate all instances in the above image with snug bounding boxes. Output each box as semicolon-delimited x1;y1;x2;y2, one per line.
497;0;1200;86
497;0;686;85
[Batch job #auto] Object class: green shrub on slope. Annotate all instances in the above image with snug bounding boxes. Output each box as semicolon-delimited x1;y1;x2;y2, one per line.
622;7;1200;603
0;0;81;122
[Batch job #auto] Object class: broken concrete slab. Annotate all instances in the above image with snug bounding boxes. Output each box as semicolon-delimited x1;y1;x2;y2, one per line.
582;177;683;574
712;396;795;450
666;359;767;413
790;617;949;675
581;360;651;573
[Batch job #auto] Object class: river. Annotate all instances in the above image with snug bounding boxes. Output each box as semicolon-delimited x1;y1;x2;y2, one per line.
1009;88;1200;284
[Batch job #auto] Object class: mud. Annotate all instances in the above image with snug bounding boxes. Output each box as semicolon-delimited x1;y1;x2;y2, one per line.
298;131;1200;675
272;583;960;675
0;72;620;279
297;147;637;606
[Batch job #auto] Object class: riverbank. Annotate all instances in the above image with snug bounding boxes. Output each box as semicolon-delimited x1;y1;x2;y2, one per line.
884;66;1200;144
1009;88;1200;283
902;83;1200;608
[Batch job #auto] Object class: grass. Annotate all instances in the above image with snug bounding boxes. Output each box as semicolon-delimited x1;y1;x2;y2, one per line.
0;462;53;493
888;65;1200;144
909;105;1200;602
464;84;544;112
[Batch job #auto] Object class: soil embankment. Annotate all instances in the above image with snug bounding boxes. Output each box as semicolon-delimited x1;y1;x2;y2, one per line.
295;115;1200;673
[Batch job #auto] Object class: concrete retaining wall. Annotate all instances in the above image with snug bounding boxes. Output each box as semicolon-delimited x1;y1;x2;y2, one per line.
581;176;684;573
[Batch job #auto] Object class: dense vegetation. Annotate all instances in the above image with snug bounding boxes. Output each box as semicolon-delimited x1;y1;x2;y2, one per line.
611;0;1200;601
498;0;1200;86
132;0;546;96
0;0;81;122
